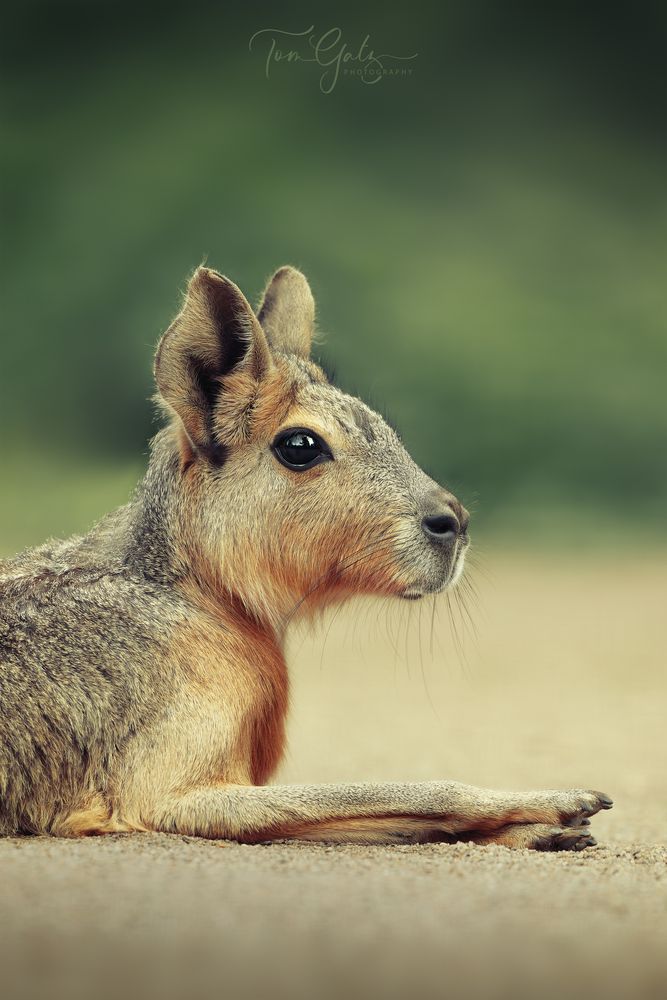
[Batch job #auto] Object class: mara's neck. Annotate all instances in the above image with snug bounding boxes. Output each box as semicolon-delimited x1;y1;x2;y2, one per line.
114;428;290;647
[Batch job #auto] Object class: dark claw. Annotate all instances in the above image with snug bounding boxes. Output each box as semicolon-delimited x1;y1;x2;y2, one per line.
549;829;597;852
579;792;613;817
572;836;597;852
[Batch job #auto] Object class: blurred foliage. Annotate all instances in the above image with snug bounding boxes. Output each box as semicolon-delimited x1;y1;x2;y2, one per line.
1;0;665;551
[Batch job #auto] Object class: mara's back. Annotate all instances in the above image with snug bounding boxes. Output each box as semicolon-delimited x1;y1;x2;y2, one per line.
0;526;178;834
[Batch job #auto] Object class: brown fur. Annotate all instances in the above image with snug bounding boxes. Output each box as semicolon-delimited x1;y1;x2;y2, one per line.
0;264;612;848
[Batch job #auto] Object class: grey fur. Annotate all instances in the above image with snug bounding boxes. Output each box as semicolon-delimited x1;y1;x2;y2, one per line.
0;265;612;847
0;432;190;833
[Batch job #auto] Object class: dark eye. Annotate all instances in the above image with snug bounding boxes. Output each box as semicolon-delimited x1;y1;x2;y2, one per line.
272;428;332;471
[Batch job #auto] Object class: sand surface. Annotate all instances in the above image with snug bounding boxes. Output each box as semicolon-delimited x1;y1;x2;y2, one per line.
1;551;665;1000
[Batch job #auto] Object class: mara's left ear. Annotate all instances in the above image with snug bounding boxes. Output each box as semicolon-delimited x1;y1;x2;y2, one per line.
257;266;315;359
155;266;272;454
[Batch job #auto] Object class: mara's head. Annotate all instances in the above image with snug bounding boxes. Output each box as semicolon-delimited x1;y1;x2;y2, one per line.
154;266;470;626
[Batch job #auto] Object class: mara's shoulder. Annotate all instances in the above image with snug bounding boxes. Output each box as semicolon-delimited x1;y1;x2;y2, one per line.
0;537;187;643
0;545;187;662
0;537;79;595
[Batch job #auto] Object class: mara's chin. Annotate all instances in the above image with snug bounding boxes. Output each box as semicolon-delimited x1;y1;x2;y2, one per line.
399;550;467;601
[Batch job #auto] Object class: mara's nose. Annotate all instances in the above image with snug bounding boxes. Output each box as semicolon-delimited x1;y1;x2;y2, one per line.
421;499;470;544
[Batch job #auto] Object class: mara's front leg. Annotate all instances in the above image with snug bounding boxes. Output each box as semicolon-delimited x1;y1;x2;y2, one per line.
143;781;612;850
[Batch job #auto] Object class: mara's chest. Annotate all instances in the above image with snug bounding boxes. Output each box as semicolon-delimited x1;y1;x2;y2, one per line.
117;610;289;814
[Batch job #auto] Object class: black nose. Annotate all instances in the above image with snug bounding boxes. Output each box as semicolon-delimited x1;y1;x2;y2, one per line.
422;512;460;543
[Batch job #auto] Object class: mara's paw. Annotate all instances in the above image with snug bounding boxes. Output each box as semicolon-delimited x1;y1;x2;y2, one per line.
507;788;613;828
468;822;599;852
559;789;613;826
532;824;598;852
550;789;613;827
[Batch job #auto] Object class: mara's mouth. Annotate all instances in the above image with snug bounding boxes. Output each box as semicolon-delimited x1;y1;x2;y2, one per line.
400;589;425;601
399;543;468;601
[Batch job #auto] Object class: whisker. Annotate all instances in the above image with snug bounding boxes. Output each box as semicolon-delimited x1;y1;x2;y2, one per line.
453;586;477;642
283;529;402;625
318;598;348;672
416;597;440;720
403;596;411;681
446;591;471;678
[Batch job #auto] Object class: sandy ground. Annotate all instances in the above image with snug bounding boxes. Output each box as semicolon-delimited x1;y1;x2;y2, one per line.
1;550;665;1000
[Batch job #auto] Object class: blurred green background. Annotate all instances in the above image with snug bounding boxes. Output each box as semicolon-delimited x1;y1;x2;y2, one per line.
1;0;665;555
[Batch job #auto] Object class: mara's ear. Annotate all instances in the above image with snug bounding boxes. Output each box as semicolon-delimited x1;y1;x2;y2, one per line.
257;265;315;359
155;266;272;454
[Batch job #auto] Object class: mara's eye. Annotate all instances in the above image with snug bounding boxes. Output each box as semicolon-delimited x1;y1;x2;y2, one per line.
272;428;332;471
